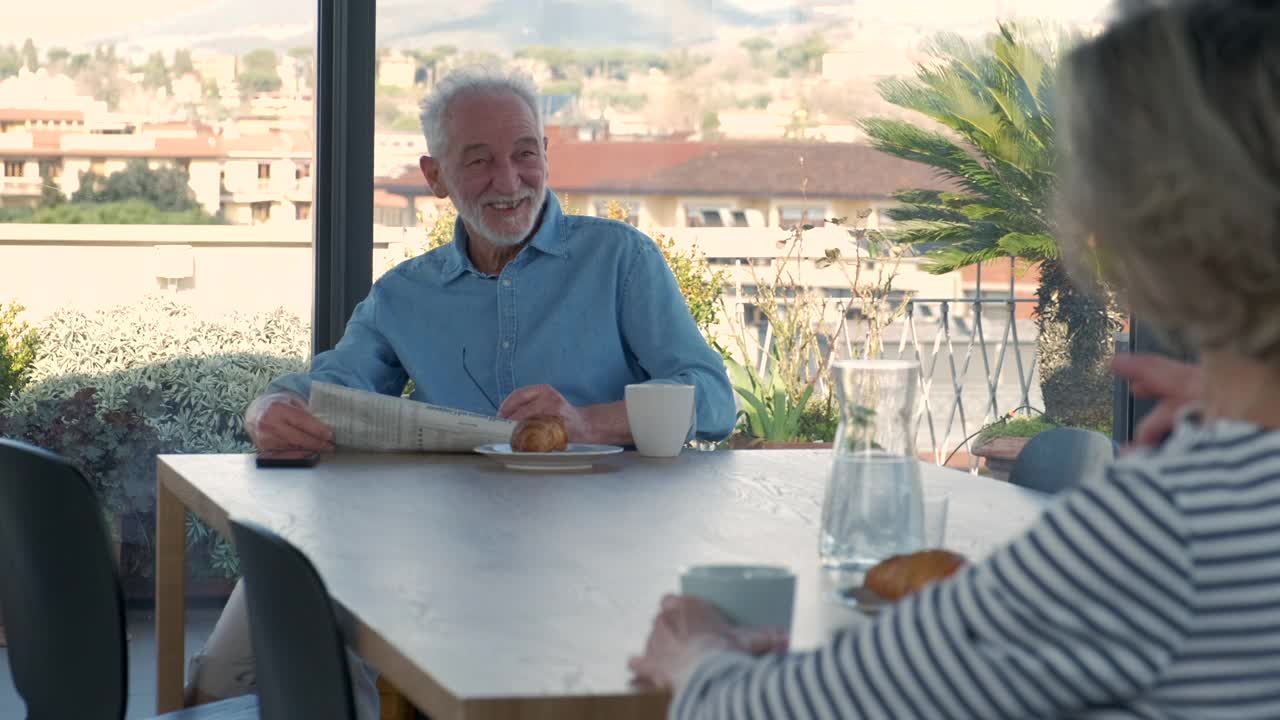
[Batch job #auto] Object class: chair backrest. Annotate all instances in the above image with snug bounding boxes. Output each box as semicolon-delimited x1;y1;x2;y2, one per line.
229;518;357;720
0;438;128;720
1008;427;1117;495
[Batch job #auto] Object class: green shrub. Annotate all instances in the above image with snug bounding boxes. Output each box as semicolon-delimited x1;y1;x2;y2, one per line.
0;300;38;401
1;296;309;579
0;385;170;568
976;415;1113;447
796;393;838;443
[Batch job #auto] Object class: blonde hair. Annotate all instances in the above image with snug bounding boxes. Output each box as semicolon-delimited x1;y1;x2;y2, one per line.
1058;0;1280;360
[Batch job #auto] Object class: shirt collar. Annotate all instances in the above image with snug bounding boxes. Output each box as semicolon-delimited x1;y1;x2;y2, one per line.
439;191;568;283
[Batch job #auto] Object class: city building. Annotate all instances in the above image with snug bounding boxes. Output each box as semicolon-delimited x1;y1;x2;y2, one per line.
191;51;239;91
378;54;417;89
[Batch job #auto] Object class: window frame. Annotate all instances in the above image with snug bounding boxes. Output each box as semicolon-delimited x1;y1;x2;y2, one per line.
312;0;376;354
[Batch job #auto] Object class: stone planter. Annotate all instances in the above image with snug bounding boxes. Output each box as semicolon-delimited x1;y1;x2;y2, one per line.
970;436;1033;481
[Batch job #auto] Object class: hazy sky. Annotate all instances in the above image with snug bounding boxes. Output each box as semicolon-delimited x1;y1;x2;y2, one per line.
3;0;1116;47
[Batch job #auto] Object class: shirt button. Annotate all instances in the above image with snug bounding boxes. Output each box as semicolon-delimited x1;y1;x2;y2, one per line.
502;279;512;287
502;341;511;349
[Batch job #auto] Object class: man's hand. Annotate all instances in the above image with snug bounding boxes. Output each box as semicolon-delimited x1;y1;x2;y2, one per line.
245;391;335;451
628;595;788;692
1112;353;1202;448
498;384;592;441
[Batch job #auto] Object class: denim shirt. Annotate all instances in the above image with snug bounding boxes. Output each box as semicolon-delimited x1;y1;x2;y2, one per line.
269;193;737;441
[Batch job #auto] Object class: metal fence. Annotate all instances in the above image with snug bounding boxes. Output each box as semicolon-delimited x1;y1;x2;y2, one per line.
886;297;1041;467
746;295;1044;470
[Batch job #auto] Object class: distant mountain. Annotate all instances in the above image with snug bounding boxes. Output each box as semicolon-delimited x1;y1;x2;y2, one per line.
100;0;792;55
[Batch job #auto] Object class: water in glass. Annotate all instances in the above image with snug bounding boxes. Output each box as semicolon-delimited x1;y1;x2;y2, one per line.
819;359;925;571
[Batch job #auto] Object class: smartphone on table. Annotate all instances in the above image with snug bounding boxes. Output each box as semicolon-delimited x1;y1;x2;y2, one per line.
255;449;321;468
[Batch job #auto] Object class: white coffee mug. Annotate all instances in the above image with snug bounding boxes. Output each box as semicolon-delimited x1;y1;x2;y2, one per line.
625;383;695;457
680;564;796;631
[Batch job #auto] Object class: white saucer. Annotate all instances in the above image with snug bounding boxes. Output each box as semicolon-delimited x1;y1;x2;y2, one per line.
474;443;624;471
833;586;888;615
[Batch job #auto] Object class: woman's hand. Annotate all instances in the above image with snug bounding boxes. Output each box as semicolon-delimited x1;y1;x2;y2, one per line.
628;595;789;692
1112;354;1202;448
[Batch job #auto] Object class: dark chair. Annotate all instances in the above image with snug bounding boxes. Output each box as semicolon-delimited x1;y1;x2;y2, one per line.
0;437;257;719
1008;427;1117;495
230;518;357;720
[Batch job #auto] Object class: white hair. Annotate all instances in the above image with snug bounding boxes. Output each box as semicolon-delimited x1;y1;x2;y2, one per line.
418;65;543;158
1058;0;1280;363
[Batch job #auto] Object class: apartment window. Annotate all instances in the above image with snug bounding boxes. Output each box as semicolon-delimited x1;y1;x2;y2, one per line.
38;160;62;178
779;206;827;228
296;163;311;180
251;201;272;224
296;202;312;221
687;207;751;228
90;157;107;175
257;162;272;190
4;160;25;177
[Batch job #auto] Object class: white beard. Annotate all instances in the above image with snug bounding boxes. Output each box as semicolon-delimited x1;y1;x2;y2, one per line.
450;178;548;247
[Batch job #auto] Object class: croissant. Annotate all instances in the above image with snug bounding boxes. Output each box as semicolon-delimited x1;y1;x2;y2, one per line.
863;549;966;602
510;415;569;452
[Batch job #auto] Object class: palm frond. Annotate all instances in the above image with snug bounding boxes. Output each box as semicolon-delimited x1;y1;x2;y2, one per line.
864;20;1068;268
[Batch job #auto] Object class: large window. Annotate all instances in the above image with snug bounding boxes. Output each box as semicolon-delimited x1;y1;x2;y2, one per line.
372;0;1124;471
0;8;319;702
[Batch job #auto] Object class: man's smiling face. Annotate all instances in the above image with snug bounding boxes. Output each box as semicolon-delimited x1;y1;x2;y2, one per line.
440;90;549;247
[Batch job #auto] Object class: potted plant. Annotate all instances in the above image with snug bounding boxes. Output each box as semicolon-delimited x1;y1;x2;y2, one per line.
970;409;1114;481
724;354;833;449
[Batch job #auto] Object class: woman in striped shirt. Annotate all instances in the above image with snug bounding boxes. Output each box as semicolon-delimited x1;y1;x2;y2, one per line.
630;1;1280;717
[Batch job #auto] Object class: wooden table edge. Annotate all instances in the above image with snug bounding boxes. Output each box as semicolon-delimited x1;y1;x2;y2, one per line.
154;454;466;719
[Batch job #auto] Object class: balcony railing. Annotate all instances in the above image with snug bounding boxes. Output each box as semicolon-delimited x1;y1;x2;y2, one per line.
0;176;42;196
890;297;1039;467
747;296;1043;469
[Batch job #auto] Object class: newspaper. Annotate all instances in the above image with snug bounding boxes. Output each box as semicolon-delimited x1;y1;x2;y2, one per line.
309;381;516;452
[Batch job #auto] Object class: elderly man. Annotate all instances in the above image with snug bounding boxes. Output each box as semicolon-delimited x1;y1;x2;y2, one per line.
184;65;736;714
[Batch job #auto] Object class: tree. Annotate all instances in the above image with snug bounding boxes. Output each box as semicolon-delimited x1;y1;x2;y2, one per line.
287;47;315;89
46;47;71;67
20;38;38;71
72;160;202;212
39;166;66;207
0;45;21;79
141;51;171;92
740;36;773;68
76;45;128;110
777;33;829;75
172;49;195;76
239;48;282;94
69;52;91;75
700;110;721;139
0;200;220;225
860;24;1116;428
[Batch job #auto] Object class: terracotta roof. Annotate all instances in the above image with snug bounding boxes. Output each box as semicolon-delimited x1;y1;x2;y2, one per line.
0;108;85;123
373;188;409;209
0;133;224;158
152;136;223;158
375;166;428;195
223;131;313;155
373;140;951;201
548;140;952;199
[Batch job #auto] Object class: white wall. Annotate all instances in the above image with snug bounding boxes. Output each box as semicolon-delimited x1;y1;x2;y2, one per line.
0;224;403;321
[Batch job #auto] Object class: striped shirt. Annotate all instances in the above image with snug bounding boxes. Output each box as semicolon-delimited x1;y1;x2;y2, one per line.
674;418;1280;719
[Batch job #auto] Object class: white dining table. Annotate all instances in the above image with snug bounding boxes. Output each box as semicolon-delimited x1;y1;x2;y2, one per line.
153;449;1051;719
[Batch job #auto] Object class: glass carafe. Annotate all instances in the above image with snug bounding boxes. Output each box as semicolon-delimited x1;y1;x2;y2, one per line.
819;359;925;570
